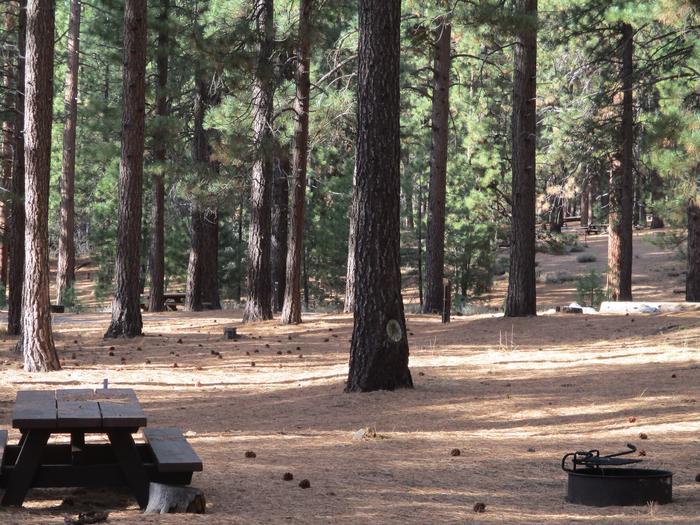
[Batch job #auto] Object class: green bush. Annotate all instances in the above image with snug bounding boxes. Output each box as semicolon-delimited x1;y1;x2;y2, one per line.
576;253;597;263
536;232;583;255
575;270;607;308
0;283;6;309
61;286;83;312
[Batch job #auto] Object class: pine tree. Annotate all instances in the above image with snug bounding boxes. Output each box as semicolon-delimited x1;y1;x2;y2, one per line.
105;0;147;338
56;0;82;305
22;0;60;371
346;0;412;393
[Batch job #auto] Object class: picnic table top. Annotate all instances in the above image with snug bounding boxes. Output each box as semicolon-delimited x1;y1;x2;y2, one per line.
12;388;147;431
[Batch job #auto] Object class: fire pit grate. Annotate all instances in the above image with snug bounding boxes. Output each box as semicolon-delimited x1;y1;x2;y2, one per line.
562;443;672;507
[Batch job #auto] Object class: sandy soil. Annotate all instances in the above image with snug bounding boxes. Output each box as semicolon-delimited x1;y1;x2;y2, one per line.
0;231;698;524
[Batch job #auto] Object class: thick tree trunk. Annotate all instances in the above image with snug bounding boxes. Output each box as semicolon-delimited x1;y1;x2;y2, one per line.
148;0;169;313
343;164;357;313
56;0;81;305
607;24;634;301
423;19;451;314
22;0;60;371
271;152;288;313
202;207;220;308
505;0;537;317
686;199;700;302
7;0;26;336
0;6;15;287
243;0;274;322
346;0;412;392
186;206;204;312
105;0;147;338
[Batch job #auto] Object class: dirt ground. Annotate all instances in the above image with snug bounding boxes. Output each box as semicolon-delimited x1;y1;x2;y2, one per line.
0;231;699;524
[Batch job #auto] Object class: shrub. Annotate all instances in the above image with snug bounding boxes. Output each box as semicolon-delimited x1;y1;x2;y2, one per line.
536;232;583;255
0;283;6;310
575;270;607;308
576;253;597;263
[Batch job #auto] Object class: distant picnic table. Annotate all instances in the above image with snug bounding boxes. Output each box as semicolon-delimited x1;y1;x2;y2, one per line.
141;292;186;311
0;388;202;508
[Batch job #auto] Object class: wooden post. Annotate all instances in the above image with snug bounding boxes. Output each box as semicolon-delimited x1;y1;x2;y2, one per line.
223;327;237;340
442;279;451;323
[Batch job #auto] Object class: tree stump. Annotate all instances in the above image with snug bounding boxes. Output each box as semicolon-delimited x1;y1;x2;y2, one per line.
144;483;205;514
223;326;237;340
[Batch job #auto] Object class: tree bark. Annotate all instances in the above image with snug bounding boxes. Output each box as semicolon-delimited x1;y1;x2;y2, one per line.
272;152;288;313
686;199;700;302
343;164;357;313
580;181;590;227
607;23;634;302
7;0;26;336
346;0;412;392
202;207;220;308
22;0;60;371
505;0;537;317
105;0;147;338
243;0;274;322
148;0;169;313
185;75;208;312
186;206;203;311
0;5;15;287
423;19;451;314
281;0;311;323
56;0;81;305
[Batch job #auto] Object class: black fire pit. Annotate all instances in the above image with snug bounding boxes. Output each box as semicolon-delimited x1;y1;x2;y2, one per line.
562;444;672;506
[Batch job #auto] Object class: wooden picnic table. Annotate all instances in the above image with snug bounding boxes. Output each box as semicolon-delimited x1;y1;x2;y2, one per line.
0;388;202;509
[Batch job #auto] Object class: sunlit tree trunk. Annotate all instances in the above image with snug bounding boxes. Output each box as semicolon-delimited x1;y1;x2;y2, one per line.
505;0;537;317
272;152;289;313
343;164;357;313
22;0;60;371
243;0;274;322
105;0;147;338
346;0;412;393
607;23;634;301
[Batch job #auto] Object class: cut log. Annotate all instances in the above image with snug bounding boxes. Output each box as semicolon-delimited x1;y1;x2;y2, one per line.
555;306;583;314
144;482;205;514
223;326;237;340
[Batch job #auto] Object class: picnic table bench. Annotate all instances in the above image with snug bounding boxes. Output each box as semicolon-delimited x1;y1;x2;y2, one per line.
0;388;202;509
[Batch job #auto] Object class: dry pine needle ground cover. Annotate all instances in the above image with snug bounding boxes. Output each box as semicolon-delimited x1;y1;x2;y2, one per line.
0;232;698;524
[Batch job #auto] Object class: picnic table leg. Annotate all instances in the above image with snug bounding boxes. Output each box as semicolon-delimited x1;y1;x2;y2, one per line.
108;430;149;509
71;432;85;465
1;430;50;506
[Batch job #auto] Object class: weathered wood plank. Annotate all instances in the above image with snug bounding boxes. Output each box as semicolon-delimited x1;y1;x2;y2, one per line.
144;428;203;473
96;388;147;428
56;389;102;429
12;390;57;429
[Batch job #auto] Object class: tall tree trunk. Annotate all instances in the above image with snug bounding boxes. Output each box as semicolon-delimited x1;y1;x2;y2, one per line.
186;206;203;311
185;75;208;312
423;19;451;314
0;5;15;287
505;0;537;317
281;0;311;323
7;0;26;336
417;177;424;308
271;152;288;313
346;0;412;393
56;0;81;305
580;181;590;227
202;207;220;308
686;199;700;302
105;0;147;338
343;164;357;313
22;0;60;371
234;196;243;302
148;0;169;313
607;23;634;301
243;0;274;322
